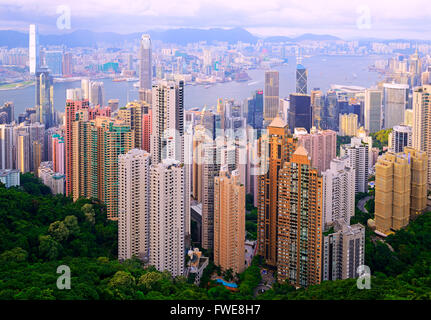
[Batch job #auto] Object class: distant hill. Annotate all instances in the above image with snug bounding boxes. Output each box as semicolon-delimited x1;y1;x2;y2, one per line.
264;33;341;43
0;27;259;48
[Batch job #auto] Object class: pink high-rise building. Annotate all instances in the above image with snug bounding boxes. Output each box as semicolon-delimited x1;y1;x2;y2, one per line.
295;128;337;174
52;134;65;174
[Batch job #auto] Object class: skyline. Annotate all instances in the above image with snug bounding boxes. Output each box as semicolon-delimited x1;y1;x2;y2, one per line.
1;0;431;40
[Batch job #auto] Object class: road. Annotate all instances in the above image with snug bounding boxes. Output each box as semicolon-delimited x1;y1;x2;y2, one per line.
357;196;372;213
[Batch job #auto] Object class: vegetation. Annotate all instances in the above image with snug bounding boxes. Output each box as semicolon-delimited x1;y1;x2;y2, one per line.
1;175;431;299
370;128;392;150
245;194;257;240
336;135;351;156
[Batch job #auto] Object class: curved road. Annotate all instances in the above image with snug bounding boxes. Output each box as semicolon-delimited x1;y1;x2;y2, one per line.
357;196;372;213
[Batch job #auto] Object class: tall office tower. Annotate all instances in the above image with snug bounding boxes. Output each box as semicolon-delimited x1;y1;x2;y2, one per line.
118;149;151;262
65;88;89;196
296;63;307;94
17;132;30;173
89;81;104;107
214;167;246;274
311;89;323;129
383;83;409;129
247;90;264;130
263;71;280;121
0;124;14;170
364;89;382;133
257;117;297;266
288;93;312;132
200;110;216;139
103;122;135;220
108;99;120;113
44;51;63;76
151;80;184;164
375;152;411;234
149;159;185;277
412;85;431;188
0;102;14;124
340;137;369;193
389;124;412;153
52;134;64;174
277;146;323;287
324;90;339;131
322;156;355;228
32;140;43;173
295;128;337;174
339;113;358;136
62;52;73;76
117;101;149;150
405;147;428;218
81;79;90;100
35;67;54;128
139;34;152;90
29;24;39;75
322;220;365;281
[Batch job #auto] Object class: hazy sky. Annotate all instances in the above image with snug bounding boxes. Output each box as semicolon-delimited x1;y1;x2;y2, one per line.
1;0;431;39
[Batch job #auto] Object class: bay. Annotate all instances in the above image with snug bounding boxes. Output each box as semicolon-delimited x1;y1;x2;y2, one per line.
0;54;386;116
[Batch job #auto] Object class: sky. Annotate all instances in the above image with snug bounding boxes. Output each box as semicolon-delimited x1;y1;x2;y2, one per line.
1;0;431;40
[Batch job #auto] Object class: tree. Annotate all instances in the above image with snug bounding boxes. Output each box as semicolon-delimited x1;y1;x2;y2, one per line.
0;247;28;262
64;215;80;236
48;221;70;242
38;235;60;260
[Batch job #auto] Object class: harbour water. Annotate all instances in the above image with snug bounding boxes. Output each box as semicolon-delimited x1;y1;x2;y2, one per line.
0;54;386;116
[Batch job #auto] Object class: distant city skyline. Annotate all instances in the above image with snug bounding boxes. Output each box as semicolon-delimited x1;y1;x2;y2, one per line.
1;0;431;40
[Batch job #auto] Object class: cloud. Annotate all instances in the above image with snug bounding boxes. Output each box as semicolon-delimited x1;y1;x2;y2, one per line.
0;0;431;39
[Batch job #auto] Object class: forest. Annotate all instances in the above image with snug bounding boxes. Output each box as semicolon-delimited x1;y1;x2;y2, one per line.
0;173;430;300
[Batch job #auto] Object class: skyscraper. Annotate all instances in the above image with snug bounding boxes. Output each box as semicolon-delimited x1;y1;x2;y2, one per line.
89;81;104;107
322;220;365;281
340;137;369;193
383;83;409;129
412;85;431;188
151;81;184;164
103;122;135;220
288;93;312;132
214;166;245;274
247;90;264;130
364;89;382;133
389;124;412;153
117;101;149;150
149;159;185;277
322;156;355;228
65;88;90;196
294;128;336;174
257;117;297;266
35;67;54;128
375;152;411;234
339;113;358;136
118;149;151;262
263;71;279;121
0;124;14;170
17;132;30;173
139;34;152;90
296;64;307;94
29;24;39;75
277;146;323;287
